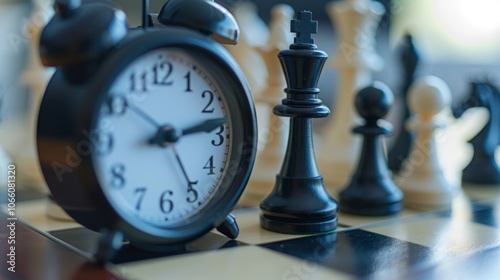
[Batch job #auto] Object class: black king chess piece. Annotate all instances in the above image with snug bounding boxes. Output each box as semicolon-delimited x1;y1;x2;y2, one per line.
339;82;403;216
260;11;338;234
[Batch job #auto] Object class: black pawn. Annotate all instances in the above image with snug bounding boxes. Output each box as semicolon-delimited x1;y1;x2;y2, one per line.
339;82;403;216
260;11;338;234
388;34;420;173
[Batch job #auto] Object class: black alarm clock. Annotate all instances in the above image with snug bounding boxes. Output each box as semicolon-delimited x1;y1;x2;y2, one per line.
37;0;257;263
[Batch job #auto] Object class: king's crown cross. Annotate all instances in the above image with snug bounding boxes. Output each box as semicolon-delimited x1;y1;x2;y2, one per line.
291;11;317;44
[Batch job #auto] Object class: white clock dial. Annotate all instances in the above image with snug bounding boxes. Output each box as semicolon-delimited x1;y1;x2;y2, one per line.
93;48;231;227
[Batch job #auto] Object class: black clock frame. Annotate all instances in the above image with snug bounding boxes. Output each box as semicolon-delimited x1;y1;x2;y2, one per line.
37;27;257;248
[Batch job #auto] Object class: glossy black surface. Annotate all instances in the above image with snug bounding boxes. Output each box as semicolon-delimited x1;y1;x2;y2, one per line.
260;11;338;234
157;0;239;44
261;229;434;277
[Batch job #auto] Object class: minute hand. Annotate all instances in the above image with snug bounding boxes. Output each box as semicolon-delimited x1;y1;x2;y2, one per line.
182;117;227;135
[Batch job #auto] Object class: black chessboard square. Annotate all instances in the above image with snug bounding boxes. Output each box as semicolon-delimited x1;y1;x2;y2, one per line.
49;227;248;264
259;229;435;277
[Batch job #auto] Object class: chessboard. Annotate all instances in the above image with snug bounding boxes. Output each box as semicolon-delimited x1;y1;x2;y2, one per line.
7;182;500;280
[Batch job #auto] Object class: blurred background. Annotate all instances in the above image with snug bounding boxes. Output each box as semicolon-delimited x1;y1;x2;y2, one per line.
1;0;500;189
3;0;500;122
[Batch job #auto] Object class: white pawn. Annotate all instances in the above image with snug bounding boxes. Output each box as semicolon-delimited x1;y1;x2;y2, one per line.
225;1;268;98
318;0;385;188
395;76;456;209
239;4;294;206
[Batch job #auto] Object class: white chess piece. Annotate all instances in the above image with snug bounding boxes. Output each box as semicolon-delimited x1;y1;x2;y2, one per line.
396;76;456;209
225;1;269;154
17;0;54;189
225;1;268;98
239;4;293;206
318;0;385;188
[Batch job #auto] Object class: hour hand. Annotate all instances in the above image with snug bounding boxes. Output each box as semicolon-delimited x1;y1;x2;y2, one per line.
148;117;227;146
182;117;227;136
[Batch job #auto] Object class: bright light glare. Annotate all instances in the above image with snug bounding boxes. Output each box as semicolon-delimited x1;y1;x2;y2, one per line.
434;0;500;56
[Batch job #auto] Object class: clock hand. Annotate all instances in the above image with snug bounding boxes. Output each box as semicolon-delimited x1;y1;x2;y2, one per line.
182;117;227;136
148;117;227;146
126;101;160;127
171;146;199;203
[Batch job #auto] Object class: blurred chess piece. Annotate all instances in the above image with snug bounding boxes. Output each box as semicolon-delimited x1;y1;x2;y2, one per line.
0;145;11;191
225;1;269;178
452;80;500;186
388;34;420;173
396;76;456;210
17;0;54;190
318;0;385;188
0;87;12;191
240;4;294;206
225;1;268;98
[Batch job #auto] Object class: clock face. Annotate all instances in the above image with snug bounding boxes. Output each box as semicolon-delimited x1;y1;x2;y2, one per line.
92;48;231;228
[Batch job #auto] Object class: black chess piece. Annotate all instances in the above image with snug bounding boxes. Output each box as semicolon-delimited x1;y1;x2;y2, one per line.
453;80;500;185
260;11;338;234
388;34;419;173
339;82;403;216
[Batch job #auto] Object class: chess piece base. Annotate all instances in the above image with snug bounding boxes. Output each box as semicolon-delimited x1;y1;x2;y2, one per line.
339;171;404;216
260;214;337;234
339;199;402;216
397;174;455;210
260;175;338;234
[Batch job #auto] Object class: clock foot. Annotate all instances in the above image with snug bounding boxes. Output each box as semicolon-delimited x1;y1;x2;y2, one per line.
216;213;239;239
94;229;124;265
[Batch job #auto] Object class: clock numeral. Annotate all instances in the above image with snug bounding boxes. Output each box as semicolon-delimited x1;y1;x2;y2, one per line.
203;155;215;175
211;125;225;147
130;72;148;92
184;71;192;92
160;190;174;214
133;188;175;213
187;183;198;203
152;60;174;86
134;187;146;210
107;96;127;115
201;90;215;113
95;131;113;155
111;164;125;189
